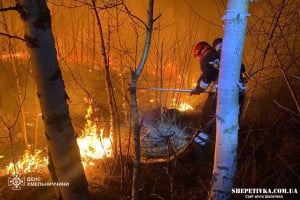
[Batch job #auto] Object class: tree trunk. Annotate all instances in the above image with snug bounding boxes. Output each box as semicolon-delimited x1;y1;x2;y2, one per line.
16;1;89;199
130;1;154;199
91;0;119;156
209;0;250;199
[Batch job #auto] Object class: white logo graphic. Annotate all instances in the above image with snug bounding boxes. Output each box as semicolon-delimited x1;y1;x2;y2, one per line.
8;174;25;190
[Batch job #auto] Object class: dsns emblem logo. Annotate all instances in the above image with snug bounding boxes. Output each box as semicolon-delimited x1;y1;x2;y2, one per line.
8;174;25;190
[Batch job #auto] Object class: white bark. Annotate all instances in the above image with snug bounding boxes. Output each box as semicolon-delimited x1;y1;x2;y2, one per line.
209;0;250;199
17;0;89;199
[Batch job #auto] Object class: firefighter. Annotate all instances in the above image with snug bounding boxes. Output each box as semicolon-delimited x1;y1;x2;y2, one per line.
190;41;220;146
190;41;220;96
191;39;248;146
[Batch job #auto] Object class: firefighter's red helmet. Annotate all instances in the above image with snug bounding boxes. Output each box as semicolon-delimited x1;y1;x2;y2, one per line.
193;41;210;58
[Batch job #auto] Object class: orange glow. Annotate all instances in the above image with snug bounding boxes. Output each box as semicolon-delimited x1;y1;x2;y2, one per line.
170;98;194;112
0;51;29;60
2;150;48;175
77;130;113;167
177;102;194;112
77;104;113;168
1;104;113;175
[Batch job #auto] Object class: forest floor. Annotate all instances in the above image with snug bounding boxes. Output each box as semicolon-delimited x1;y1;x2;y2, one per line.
1;126;300;200
0;144;213;200
1;108;300;200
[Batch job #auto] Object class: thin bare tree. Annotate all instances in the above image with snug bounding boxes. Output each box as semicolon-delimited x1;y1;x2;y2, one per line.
91;0;120;155
130;0;155;199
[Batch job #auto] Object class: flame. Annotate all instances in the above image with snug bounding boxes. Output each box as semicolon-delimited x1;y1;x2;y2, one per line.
3;150;48;175
1;104;113;175
0;51;29;60
77;104;113;168
77;133;113;167
177;102;193;112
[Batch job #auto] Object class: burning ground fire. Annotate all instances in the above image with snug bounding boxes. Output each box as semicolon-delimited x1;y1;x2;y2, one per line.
2;150;49;175
1;105;113;175
170;98;194;112
1;102;192;175
77;105;113;168
177;102;193;112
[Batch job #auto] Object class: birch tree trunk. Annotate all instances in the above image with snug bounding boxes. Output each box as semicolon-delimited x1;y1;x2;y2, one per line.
16;1;89;199
209;0;250;199
130;0;154;199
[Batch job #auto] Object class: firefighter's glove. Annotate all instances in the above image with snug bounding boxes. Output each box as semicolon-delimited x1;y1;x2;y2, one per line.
209;59;220;69
240;72;249;83
190;85;204;96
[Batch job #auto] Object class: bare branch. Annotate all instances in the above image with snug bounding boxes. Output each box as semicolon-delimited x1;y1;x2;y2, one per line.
95;1;123;10
263;27;300;113
153;13;162;22
276;152;300;180
292;75;300;81
0;6;17;12
0;32;25;41
47;0;122;9
47;0;88;8
183;0;222;28
121;3;148;29
273;100;300;118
